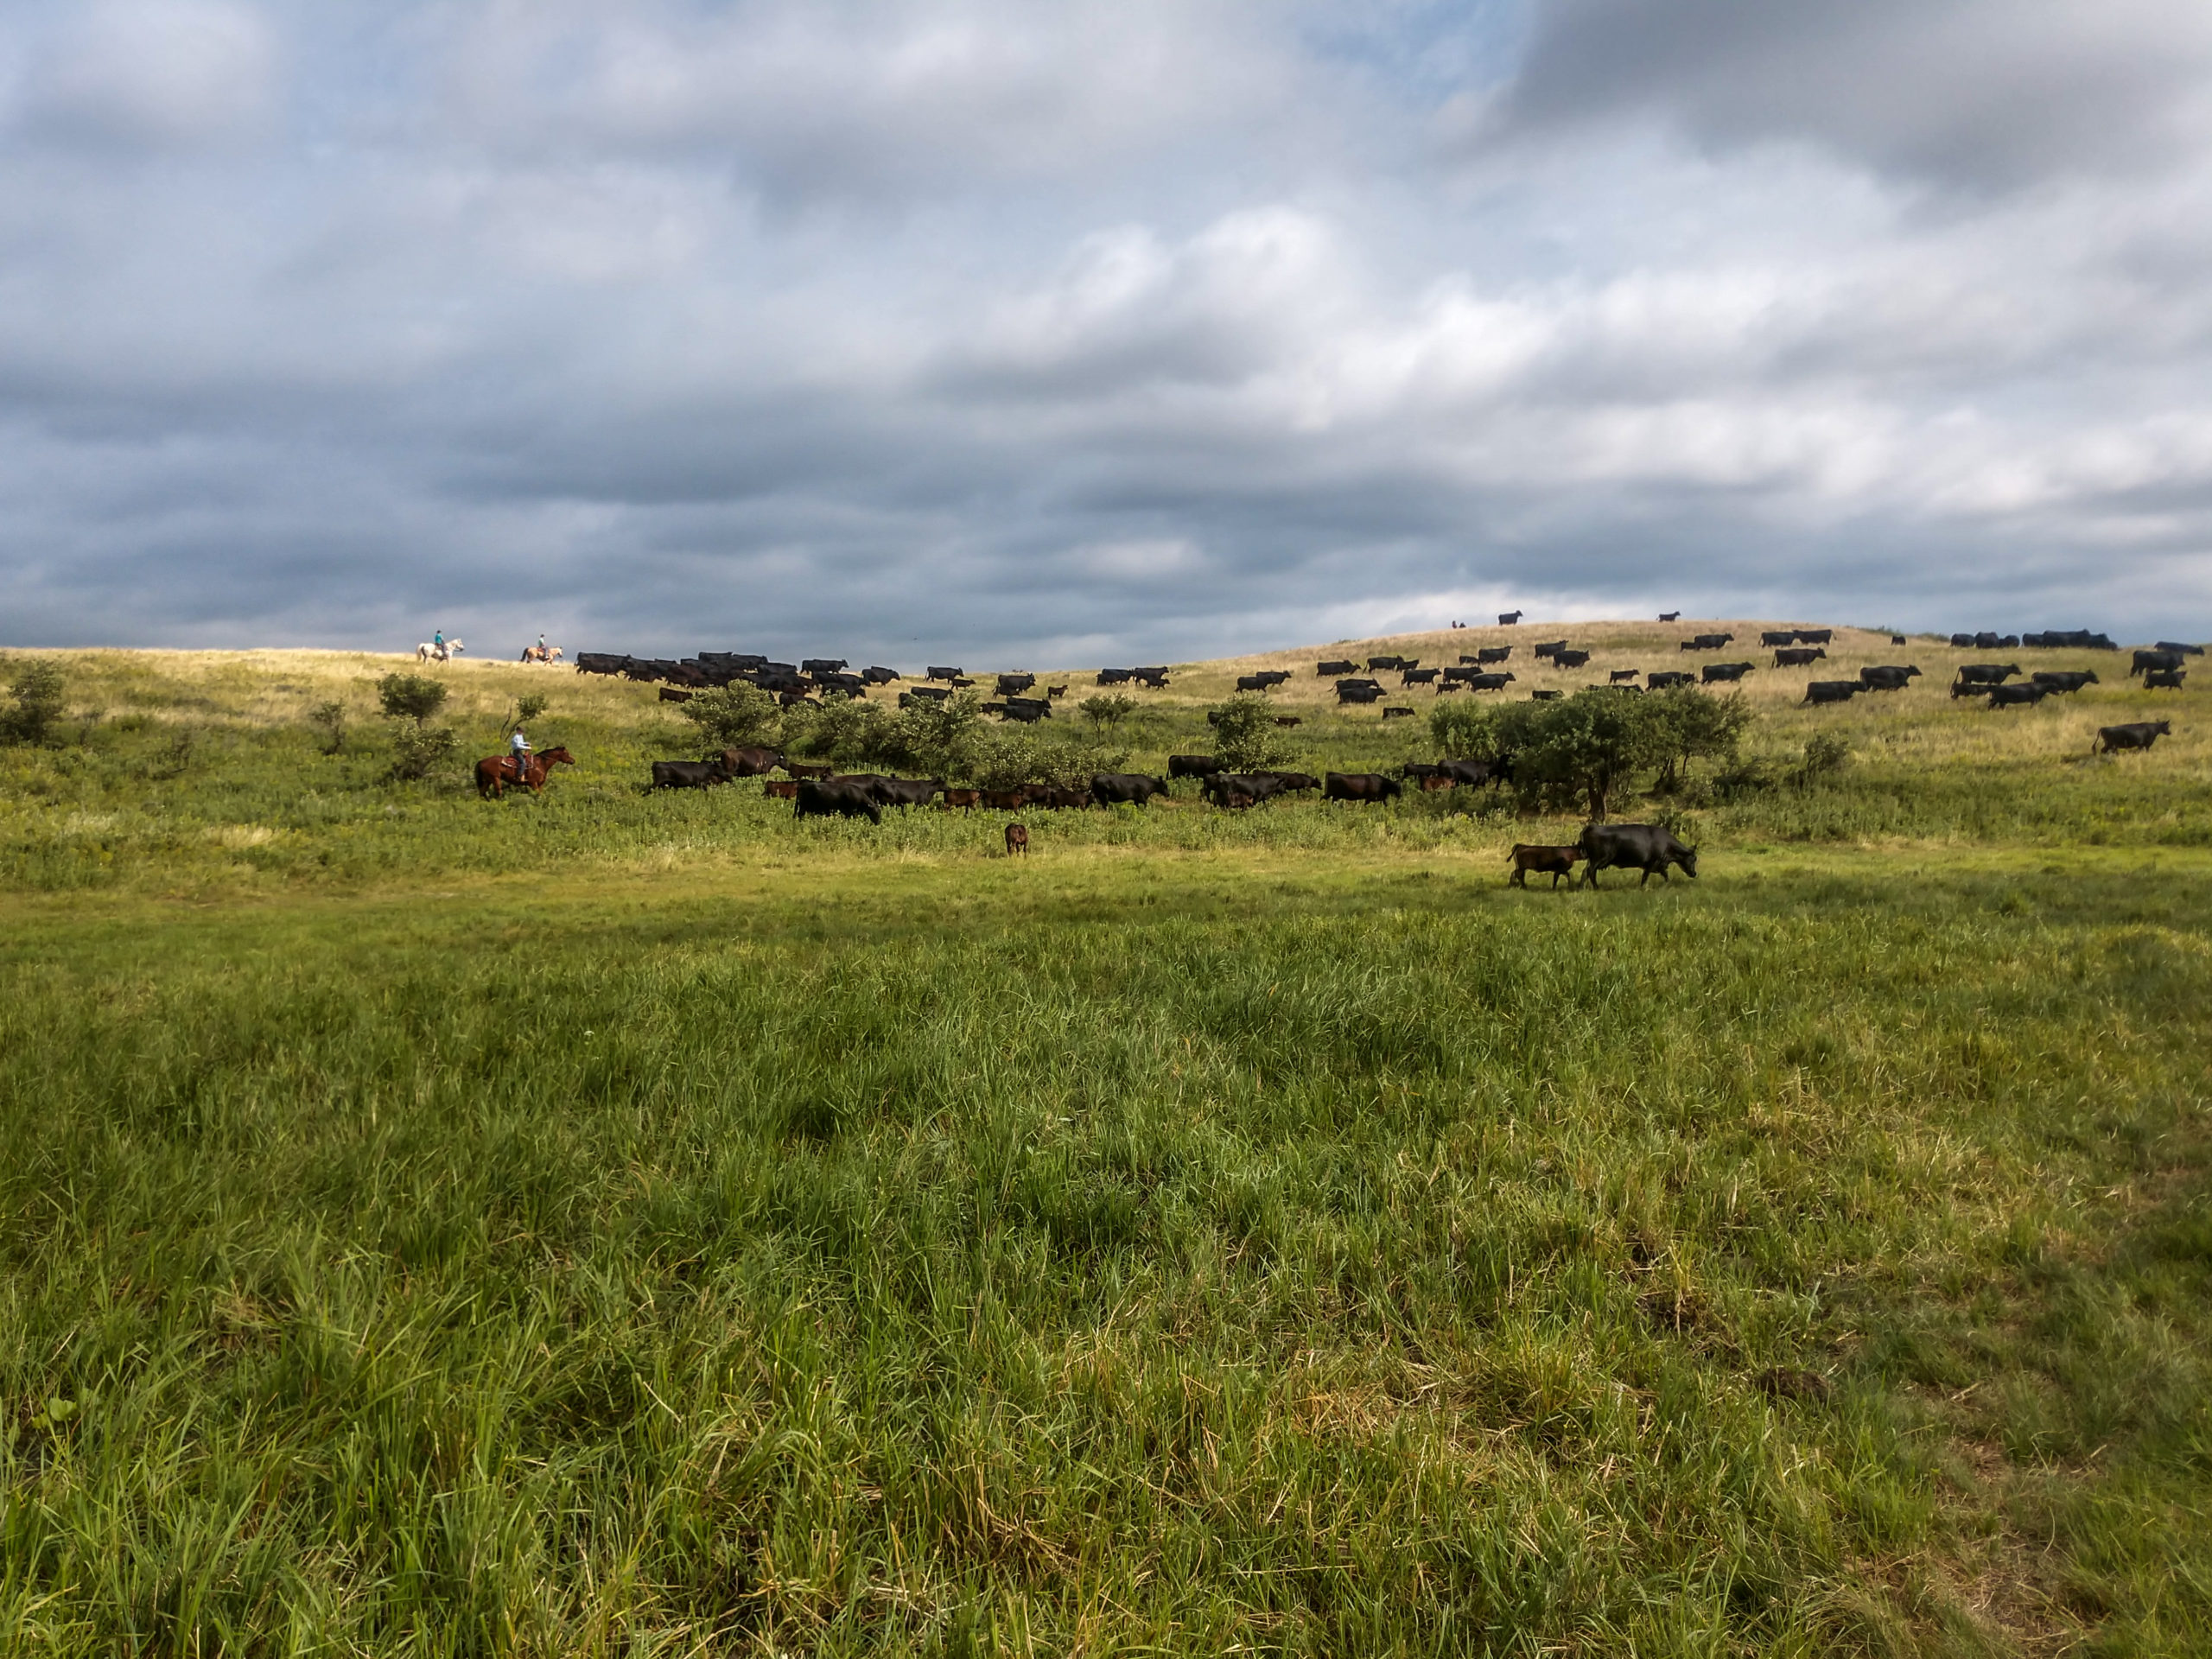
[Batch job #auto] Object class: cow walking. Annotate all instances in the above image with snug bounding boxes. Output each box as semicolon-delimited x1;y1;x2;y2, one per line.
1005;823;1029;856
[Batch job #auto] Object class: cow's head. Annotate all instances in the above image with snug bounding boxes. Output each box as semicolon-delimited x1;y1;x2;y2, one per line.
1675;845;1700;878
2156;721;2173;735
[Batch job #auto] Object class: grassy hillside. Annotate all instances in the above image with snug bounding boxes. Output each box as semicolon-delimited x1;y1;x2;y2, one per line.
0;631;2207;1655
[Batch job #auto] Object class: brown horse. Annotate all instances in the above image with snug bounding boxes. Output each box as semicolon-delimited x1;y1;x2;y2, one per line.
475;746;575;798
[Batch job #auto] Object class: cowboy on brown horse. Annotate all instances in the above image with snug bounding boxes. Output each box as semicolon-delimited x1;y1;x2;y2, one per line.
474;745;574;798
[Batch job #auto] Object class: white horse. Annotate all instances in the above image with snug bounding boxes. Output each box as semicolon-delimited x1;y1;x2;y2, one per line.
415;639;464;664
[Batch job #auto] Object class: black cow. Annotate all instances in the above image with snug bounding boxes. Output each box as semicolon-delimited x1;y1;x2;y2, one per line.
2154;640;2205;657
1402;667;1440;684
926;665;963;680
1648;671;1696;690
795;778;882;823
1533;639;1568;659
1530;690;1562;702
1609;668;1641;683
650;759;730;790
869;777;945;808
1773;647;1826;667
1131;668;1171;688
1796;629;1834;645
1955;663;2021;684
1580;823;1697;887
1337;679;1385;702
1498;610;1523;625
1949;681;1993;699
999;702;1052;723
1383;707;1414;718
2132;649;2185;677
2145;669;2186;690
2031;671;2099;694
1464;672;1515;691
2095;721;2171;753
1554;648;1592;668
1986;683;2047;707
1658;611;1681;622
1701;662;1755;683
1439;759;1493;787
996;673;1036;695
1949;633;1975;648
1803;681;1864;705
1096;668;1135;684
800;658;847;674
1092;772;1170;805
1325;772;1402;804
1759;630;1798;647
1317;658;1358;676
1680;632;1733;651
715;747;785;776
1169;754;1224;779
1859;665;1922;690
862;666;900;684
1367;654;1414;671
1236;674;1276;691
1477;645;1514;663
1255;770;1321;793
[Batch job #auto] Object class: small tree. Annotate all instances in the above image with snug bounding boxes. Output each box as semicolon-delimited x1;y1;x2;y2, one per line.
1515;689;1660;821
679;683;783;751
1078;692;1136;732
791;693;889;766
887;690;988;779
377;674;448;724
1645;686;1751;793
0;658;67;746
1796;732;1849;786
516;693;550;723
1206;692;1291;772
308;700;347;754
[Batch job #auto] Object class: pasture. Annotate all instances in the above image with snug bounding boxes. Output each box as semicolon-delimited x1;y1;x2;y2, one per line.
1;629;2209;1655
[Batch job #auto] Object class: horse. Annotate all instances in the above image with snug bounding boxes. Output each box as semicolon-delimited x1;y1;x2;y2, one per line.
416;639;465;663
519;644;563;664
474;746;575;798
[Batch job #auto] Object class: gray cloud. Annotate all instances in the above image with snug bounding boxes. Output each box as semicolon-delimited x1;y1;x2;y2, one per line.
1;0;2209;663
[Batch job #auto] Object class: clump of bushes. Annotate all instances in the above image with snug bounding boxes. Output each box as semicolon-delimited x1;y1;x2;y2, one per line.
1205;692;1292;772
0;658;67;745
377;673;457;781
1430;684;1751;818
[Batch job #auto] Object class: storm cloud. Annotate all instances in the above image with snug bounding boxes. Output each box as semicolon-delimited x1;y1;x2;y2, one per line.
2;0;2209;661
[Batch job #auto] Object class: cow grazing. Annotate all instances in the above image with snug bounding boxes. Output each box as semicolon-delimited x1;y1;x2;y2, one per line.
763;779;799;798
1859;665;1922;690
1648;671;1695;690
2145;669;2187;690
1804;681;1864;705
1169;754;1224;779
1580;823;1697;887
2095;721;2171;753
1508;844;1584;888
715;747;785;777
1986;683;2047;708
1554;648;1592;669
2031;670;2099;694
1773;647;1827;667
1092;772;1170;806
1032;785;1096;810
1047;685;1068;698
2132;649;2185;677
1317;658;1358;676
1701;662;1755;683
1337;680;1385;703
1325;772;1402;804
1955;663;2021;685
795;778;882;823
1498;610;1523;624
1005;823;1029;855
650;759;730;790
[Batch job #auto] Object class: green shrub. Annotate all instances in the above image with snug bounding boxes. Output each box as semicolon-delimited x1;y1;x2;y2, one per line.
1205;692;1290;772
1079;693;1137;731
1798;732;1851;784
376;674;449;725
678;683;783;751
387;723;459;782
1;658;67;745
308;701;347;754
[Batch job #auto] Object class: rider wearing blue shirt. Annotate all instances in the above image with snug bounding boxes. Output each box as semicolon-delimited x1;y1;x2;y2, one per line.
510;728;531;784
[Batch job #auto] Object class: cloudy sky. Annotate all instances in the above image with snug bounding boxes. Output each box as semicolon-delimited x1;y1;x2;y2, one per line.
4;0;2210;663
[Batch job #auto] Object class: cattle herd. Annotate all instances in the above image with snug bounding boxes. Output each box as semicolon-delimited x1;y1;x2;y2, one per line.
556;621;2192;878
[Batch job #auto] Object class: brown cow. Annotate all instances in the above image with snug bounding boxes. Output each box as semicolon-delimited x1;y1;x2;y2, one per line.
1005;822;1029;856
781;760;833;779
981;788;1028;810
716;746;784;777
940;787;981;810
1508;843;1585;888
762;779;799;798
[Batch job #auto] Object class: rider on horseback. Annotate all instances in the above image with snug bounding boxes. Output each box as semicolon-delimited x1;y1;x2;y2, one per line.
433;629;445;659
509;727;531;785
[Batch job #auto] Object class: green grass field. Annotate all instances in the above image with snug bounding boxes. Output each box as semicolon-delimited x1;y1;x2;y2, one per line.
1;631;2208;1655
